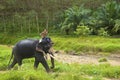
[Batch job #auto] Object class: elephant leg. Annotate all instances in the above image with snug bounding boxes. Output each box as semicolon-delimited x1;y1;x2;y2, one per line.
17;59;22;66
40;56;50;72
35;52;50;72
8;58;17;70
17;58;22;70
34;60;39;69
49;52;54;69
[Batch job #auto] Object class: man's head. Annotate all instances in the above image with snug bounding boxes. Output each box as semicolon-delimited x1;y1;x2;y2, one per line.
40;29;48;38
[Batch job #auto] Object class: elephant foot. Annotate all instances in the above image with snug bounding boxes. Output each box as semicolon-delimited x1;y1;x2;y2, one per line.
50;66;54;69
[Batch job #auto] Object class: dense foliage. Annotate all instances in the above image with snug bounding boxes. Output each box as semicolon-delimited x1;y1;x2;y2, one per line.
0;0;116;35
60;5;91;35
57;1;120;35
92;1;120;35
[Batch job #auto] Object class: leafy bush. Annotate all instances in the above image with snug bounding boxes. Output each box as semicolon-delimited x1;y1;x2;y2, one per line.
74;25;92;36
91;1;120;35
98;28;109;37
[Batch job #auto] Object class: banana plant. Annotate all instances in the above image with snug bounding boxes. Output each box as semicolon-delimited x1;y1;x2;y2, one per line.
60;5;91;35
92;1;120;35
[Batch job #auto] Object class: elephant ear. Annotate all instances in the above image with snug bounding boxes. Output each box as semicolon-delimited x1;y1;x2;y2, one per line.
46;37;51;43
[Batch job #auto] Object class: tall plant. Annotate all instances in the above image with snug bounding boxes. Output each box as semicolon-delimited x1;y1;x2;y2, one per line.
91;1;120;35
112;19;120;33
60;5;91;35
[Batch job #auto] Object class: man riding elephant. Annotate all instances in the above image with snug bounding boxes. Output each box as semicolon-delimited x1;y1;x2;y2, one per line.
36;29;52;53
8;29;54;72
35;29;54;69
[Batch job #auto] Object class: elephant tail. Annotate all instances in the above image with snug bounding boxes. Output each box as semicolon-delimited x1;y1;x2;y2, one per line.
7;49;14;68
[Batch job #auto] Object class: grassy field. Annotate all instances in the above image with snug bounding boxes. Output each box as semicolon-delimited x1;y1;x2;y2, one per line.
51;35;120;55
0;45;120;80
0;34;120;55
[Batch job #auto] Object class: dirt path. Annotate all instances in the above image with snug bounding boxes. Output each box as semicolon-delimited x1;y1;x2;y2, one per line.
53;52;120;80
53;51;120;66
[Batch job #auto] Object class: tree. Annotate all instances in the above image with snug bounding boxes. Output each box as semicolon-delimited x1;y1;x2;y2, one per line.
91;1;120;35
60;5;91;35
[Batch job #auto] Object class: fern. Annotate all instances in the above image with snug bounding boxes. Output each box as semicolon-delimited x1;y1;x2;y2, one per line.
112;19;120;32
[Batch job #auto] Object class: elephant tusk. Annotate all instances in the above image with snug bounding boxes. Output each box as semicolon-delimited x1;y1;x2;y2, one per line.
49;54;55;59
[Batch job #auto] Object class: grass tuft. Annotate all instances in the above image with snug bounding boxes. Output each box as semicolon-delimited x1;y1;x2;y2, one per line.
98;57;108;62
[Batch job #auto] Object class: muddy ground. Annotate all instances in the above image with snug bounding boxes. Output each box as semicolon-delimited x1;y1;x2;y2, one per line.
53;50;120;66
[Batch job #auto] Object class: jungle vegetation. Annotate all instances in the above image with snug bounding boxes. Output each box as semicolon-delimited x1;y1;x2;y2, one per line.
0;0;120;36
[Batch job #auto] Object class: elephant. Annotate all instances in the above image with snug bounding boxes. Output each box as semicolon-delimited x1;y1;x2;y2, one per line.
8;38;54;72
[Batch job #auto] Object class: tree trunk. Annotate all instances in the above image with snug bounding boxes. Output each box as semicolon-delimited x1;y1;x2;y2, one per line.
3;15;6;33
21;24;23;34
46;14;49;30
12;16;15;33
65;29;69;35
28;19;31;33
36;15;39;33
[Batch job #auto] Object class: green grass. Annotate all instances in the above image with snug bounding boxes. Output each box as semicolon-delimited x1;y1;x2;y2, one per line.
0;33;120;55
0;45;120;80
98;57;108;62
51;35;120;54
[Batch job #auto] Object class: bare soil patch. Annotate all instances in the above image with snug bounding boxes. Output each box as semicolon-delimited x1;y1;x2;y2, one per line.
54;51;120;66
